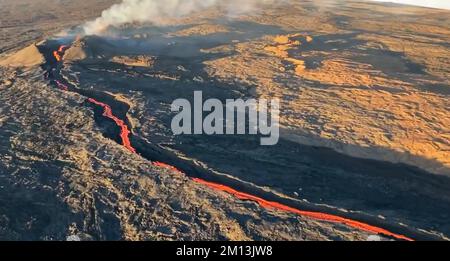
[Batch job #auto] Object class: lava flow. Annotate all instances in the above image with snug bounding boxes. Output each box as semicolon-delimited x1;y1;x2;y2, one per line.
153;162;413;241
53;45;67;62
48;44;415;241
55;80;68;91
87;98;136;154
192;178;413;241
153;161;184;173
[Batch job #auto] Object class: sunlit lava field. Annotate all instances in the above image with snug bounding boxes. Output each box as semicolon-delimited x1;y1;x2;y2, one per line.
0;0;450;241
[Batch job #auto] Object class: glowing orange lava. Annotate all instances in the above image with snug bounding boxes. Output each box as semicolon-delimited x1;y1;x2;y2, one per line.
191;178;414;241
50;44;414;241
153;162;183;173
58;45;67;53
87;98;136;154
153;155;414;241
53;51;62;62
53;45;68;62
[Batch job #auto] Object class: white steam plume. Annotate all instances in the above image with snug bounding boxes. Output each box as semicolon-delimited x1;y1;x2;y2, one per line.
83;0;279;35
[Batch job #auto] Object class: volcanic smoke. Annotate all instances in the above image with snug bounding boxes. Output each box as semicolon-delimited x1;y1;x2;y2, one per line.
82;0;281;35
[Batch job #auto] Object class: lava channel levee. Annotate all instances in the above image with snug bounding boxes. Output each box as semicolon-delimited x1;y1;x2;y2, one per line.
42;43;440;241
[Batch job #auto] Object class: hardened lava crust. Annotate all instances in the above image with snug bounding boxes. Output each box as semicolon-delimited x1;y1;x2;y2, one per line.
0;0;449;241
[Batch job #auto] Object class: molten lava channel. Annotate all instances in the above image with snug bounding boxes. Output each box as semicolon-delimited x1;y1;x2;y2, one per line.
87;98;136;154
53;45;65;62
51;45;414;241
191;178;413;241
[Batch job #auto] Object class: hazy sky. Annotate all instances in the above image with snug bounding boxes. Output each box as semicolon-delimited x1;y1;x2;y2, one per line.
372;0;450;10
